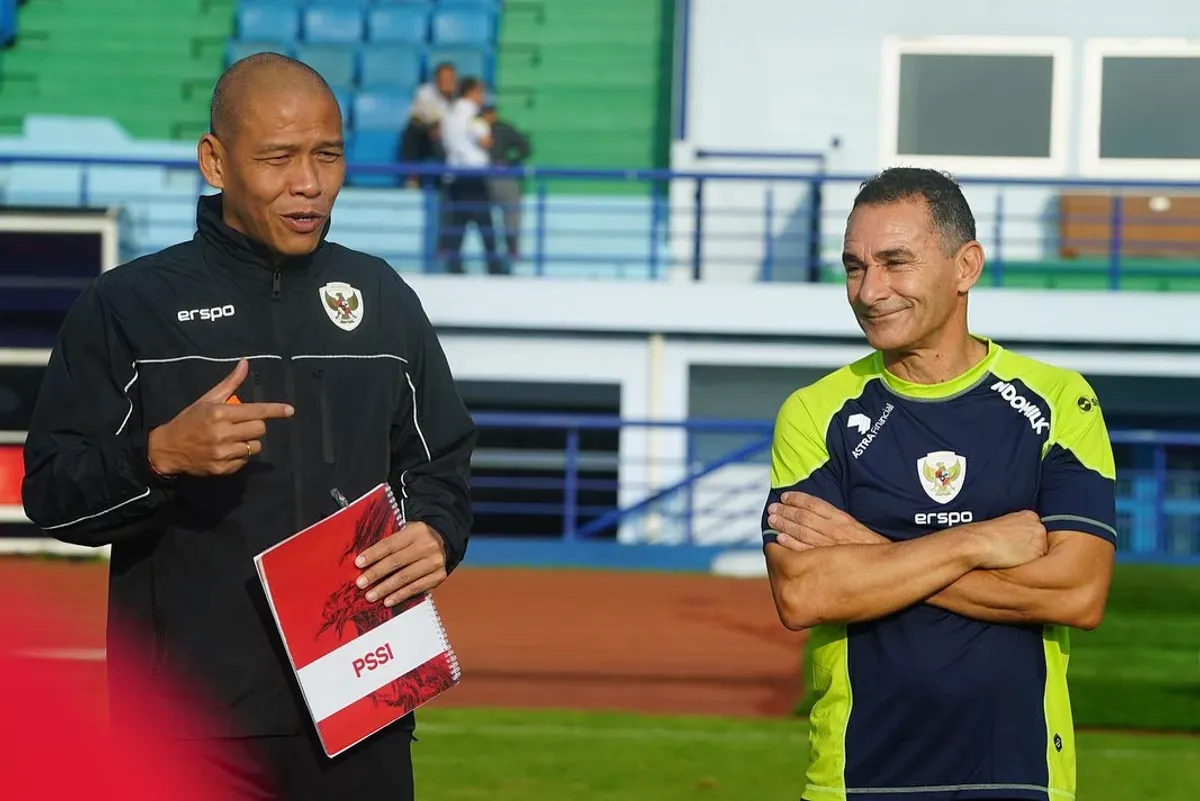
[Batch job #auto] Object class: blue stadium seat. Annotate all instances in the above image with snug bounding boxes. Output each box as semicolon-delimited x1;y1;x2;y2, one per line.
366;5;429;44
0;0;16;47
353;89;411;131
294;43;358;88
431;7;493;46
226;40;290;66
302;5;365;44
316;0;371;6
359;45;423;89
427;46;490;81
237;2;300;43
347;130;402;187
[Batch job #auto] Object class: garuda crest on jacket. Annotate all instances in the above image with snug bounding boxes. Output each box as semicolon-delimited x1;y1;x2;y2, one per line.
917;450;967;504
319;281;364;331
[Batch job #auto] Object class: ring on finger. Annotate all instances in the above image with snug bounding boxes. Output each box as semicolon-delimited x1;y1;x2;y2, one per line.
245;442;252;459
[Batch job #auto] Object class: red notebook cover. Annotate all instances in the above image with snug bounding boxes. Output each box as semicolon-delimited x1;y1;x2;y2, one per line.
253;482;461;757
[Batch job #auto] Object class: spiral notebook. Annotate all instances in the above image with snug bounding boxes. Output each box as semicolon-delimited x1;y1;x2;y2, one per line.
253;482;461;757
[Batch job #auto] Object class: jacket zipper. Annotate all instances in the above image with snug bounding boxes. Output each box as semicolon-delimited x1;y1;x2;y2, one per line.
249;366;264;404
316;368;335;464
272;267;305;532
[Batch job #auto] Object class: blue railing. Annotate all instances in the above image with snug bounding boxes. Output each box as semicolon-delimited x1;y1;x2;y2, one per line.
4;153;1200;288
0;0;15;47
469;413;1200;565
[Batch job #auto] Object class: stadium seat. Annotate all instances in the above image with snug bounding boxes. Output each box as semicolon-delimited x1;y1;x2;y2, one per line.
294;44;358;88
360;45;423;89
237;2;301;43
431;7;493;46
353;88;411;131
0;0;15;47
226;40;290;66
347;130;403;187
302;5;365;45
366;4;430;44
427;46;490;81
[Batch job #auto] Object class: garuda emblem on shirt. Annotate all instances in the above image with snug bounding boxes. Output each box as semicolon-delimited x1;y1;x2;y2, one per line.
918;450;966;504
320;282;363;331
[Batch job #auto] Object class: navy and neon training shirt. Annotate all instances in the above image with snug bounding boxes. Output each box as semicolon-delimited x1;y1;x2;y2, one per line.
762;337;1116;801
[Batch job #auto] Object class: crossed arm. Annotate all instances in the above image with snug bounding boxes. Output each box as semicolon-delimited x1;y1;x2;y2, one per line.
763;493;1114;631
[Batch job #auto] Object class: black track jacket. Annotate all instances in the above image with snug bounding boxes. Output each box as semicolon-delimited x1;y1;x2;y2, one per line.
21;193;477;738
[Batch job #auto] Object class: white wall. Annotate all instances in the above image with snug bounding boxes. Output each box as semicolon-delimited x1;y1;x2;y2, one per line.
406;274;1200;347
676;0;1200;278
685;0;1199;173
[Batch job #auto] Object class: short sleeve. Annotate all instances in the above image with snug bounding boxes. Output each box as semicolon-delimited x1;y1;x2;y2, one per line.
761;389;846;545
1038;376;1118;545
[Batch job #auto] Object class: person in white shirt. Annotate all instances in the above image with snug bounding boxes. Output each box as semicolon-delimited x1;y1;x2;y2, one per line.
437;77;506;275
399;62;457;187
408;65;455;127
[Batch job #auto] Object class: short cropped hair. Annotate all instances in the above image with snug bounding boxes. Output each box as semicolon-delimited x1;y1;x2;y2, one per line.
852;167;976;256
458;76;483;98
209;52;332;140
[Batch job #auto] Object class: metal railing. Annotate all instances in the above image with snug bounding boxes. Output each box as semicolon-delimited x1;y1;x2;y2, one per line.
0;410;1196;563
469;413;1200;564
4;154;1200;288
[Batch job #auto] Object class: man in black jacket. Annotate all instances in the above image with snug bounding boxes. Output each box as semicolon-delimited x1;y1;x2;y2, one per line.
20;53;476;800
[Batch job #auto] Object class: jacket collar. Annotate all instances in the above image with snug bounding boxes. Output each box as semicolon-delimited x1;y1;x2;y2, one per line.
195;192;331;280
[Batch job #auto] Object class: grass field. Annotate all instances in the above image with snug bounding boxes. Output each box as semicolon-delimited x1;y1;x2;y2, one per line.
1069;563;1200;731
411;707;1200;801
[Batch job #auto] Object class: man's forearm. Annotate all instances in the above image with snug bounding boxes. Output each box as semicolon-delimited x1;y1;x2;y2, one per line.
766;528;984;630
926;569;1053;624
836;526;1108;627
816;526;1056;624
926;532;1111;628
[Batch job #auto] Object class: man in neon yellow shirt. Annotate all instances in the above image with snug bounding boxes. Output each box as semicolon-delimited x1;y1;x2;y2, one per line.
762;167;1116;801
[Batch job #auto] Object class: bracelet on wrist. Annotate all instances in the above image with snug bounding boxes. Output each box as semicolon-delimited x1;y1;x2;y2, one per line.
147;453;177;481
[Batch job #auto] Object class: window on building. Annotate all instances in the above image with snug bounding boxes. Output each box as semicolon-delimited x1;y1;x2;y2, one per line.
879;37;1072;176
1081;40;1200;178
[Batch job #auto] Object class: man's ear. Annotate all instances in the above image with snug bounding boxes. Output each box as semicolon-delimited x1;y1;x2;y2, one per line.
956;240;985;294
198;133;227;190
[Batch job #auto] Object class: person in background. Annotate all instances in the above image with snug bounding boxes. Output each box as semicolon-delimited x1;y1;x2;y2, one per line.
438;76;506;275
480;104;532;262
398;62;457;188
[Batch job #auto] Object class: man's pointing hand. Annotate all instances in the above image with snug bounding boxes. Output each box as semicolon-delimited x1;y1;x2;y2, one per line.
147;359;294;477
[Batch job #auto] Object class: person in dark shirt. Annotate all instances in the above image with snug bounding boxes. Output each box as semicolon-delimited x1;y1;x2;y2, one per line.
480;104;532;261
21;52;477;801
761;168;1115;801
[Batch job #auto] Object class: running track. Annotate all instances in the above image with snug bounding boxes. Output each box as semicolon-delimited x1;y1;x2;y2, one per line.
0;557;808;718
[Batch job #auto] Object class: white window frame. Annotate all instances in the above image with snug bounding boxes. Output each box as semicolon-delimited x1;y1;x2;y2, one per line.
878;36;1073;177
1080;38;1200;179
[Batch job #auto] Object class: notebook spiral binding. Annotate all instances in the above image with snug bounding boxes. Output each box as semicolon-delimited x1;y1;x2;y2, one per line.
383;483;462;685
385;480;407;527
428;595;462;683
